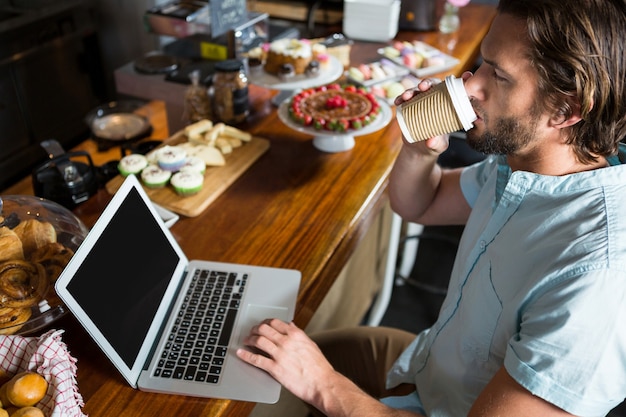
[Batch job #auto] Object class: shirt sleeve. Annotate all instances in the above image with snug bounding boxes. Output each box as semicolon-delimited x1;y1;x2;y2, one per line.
459;156;498;208
504;269;626;416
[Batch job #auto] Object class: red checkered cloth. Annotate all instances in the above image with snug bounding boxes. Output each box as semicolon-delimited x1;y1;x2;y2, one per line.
0;329;86;417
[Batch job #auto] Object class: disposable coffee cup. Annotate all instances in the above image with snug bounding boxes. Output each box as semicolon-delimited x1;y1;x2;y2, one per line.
396;75;477;143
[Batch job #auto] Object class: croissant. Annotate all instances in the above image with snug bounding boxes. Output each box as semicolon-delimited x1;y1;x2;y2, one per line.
0;227;24;262
13;219;56;258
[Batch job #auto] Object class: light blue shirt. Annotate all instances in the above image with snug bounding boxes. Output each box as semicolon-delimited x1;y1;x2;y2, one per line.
383;145;626;417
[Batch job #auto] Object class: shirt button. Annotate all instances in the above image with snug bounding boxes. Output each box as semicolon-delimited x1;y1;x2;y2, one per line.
479;240;486;249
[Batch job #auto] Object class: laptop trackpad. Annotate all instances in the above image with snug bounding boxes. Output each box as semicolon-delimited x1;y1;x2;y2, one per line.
236;304;289;346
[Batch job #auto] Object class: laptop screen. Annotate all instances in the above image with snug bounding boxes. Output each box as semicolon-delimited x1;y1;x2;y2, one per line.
65;186;180;369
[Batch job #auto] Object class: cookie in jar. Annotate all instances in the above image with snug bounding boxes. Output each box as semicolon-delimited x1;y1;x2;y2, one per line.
212;59;249;124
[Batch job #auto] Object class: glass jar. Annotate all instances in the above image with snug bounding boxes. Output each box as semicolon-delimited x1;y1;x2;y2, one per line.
437;1;460;51
212;59;249;124
438;2;460;34
184;69;212;123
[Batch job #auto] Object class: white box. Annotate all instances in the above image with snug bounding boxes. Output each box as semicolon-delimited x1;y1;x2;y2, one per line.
343;0;400;42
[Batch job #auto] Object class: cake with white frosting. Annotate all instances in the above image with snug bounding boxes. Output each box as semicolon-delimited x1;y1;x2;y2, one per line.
264;38;313;75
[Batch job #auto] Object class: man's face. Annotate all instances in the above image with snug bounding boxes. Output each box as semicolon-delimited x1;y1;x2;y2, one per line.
464;13;550;156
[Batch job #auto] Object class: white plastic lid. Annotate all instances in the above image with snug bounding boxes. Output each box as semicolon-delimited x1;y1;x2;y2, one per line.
444;75;477;131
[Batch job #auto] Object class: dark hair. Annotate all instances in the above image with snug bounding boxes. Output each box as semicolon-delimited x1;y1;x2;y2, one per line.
498;0;626;162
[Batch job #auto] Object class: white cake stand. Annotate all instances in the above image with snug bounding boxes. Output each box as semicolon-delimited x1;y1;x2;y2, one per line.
248;55;344;105
277;96;393;153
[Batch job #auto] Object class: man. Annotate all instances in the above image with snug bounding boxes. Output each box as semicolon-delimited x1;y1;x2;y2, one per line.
237;0;626;415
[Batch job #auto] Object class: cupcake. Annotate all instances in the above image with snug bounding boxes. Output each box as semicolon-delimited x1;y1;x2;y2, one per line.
170;171;204;196
140;165;172;189
248;57;263;75
156;145;187;171
312;43;329;68
178;155;206;175
118;154;148;176
246;46;266;76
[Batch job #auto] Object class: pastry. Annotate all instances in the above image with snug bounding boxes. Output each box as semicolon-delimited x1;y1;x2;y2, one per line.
12;220;56;258
0;260;48;308
4;371;48;407
311;43;330;68
0;307;32;335
0;227;24;262
30;242;74;282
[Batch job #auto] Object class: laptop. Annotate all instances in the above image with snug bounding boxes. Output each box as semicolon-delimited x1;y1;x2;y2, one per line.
55;174;301;404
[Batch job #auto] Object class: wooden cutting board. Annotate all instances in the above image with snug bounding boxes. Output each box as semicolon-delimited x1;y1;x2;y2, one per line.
105;135;270;217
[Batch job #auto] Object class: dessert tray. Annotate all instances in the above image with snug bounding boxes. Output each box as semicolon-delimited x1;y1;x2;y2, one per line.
378;41;459;78
345;59;409;88
346;60;424;105
106;129;270;217
277;97;393;153
248;55;344;105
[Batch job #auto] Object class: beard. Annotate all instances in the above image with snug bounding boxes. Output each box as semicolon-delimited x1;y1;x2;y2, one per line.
465;103;540;156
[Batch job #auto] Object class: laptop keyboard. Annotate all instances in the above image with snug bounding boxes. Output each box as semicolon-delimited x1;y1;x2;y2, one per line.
153;268;247;384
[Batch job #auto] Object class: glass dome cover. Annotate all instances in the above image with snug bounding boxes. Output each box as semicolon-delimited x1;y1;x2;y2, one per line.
0;195;88;335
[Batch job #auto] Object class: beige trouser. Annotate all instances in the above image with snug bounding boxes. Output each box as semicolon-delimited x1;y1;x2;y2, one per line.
308;326;417;417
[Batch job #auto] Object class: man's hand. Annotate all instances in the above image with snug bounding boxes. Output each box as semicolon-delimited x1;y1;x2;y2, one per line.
236;319;424;417
236;319;335;404
394;78;451;155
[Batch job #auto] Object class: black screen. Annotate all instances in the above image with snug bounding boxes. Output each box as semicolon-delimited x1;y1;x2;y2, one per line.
67;187;180;368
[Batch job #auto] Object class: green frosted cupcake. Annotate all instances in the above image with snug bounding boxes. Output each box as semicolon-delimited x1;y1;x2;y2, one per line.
140;165;171;189
178;155;206;175
118;154;148;176
170;171;204;196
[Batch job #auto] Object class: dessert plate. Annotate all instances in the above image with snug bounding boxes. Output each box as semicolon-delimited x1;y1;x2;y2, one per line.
277;97;393;152
248;56;344;105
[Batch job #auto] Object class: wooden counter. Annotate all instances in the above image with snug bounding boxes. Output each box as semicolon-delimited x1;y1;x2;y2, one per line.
1;4;495;416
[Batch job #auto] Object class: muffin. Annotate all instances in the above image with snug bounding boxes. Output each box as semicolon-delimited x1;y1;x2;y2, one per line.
170;171;204;196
